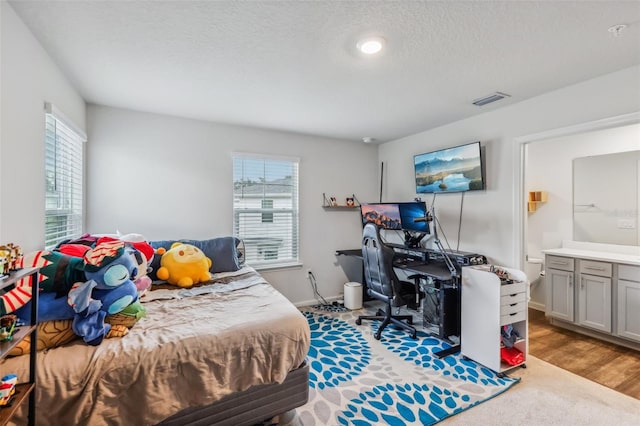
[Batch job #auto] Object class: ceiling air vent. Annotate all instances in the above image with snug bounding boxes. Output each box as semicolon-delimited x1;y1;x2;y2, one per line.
472;92;511;106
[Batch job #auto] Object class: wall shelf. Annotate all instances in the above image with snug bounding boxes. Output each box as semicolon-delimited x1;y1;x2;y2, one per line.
527;191;547;213
322;193;360;209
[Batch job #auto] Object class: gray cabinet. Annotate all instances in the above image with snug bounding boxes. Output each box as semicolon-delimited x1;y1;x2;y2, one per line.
617;264;640;342
545;255;574;322
578;274;611;332
544;250;640;349
578;260;612;333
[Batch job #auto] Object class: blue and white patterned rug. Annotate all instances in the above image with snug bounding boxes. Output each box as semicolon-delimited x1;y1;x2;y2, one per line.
296;304;520;425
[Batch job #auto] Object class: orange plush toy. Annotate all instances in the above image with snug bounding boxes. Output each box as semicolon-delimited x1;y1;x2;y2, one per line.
155;243;212;288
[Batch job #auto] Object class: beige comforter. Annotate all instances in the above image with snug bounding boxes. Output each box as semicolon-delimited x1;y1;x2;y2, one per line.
1;267;310;425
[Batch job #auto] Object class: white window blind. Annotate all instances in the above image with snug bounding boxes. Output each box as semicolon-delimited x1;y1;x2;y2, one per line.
45;108;85;250
233;154;299;268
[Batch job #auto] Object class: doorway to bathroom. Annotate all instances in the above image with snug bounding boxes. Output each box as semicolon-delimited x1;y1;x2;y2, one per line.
516;112;640;395
516;112;640;313
522;120;640;310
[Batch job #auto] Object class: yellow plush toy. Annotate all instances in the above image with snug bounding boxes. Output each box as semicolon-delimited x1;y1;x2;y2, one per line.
156;243;212;288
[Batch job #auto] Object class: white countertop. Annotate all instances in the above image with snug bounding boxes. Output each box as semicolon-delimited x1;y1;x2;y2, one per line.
542;247;640;266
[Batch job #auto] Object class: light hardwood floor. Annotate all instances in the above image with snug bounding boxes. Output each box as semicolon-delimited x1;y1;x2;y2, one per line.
528;308;640;400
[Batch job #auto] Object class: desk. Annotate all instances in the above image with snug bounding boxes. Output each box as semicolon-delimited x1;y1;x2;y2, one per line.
335;249;363;259
394;260;453;282
336;248;461;358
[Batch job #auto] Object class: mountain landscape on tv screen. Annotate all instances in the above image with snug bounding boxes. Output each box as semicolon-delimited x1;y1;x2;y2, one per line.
415;156;482;192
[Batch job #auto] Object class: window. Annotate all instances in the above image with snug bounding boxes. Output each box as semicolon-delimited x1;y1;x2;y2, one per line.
261;199;274;223
233;154;299;268
44;103;86;250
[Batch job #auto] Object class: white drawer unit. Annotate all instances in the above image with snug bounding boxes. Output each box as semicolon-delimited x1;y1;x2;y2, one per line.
500;310;527;326
461;265;528;375
500;292;527;306
500;280;527;296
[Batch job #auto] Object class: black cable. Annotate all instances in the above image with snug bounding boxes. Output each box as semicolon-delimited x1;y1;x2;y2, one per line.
456;191;465;252
308;271;330;305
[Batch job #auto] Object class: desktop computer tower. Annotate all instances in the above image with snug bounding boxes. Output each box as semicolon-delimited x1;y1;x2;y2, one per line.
422;281;459;342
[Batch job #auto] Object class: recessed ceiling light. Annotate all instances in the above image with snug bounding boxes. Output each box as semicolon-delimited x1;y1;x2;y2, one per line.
362;137;375;143
357;37;385;55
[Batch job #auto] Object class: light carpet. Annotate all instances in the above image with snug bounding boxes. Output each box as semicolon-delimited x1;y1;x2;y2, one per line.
295;304;520;425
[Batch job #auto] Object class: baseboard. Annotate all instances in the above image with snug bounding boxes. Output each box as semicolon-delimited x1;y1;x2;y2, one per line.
528;301;545;311
295;294;343;308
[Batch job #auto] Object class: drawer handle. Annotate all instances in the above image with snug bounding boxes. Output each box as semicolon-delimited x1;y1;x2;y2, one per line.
509;293;518;297
510;303;517;307
551;260;568;265
509;313;518;316
585;266;606;271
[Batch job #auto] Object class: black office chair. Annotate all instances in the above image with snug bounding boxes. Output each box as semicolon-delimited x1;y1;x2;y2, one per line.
356;223;421;340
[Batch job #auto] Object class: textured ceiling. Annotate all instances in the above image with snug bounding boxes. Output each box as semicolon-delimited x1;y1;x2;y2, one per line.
9;0;640;143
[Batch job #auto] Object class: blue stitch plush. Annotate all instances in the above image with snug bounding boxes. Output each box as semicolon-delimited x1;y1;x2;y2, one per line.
67;241;140;345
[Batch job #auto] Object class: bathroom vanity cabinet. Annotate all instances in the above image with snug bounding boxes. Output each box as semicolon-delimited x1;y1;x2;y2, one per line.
618;264;640;342
543;244;640;350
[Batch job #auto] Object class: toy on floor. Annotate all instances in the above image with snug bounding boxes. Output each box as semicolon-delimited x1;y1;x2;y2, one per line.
155;242;212;288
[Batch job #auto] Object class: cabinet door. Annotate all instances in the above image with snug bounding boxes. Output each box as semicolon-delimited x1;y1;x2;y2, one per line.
546;269;574;322
578;274;611;332
617;279;640;342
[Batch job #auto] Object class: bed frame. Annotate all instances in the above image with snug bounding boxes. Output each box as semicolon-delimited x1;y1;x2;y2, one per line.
158;360;309;426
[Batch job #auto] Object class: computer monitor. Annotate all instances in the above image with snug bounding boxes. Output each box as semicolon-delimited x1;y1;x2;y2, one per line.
398;201;429;234
360;203;402;230
360;202;429;233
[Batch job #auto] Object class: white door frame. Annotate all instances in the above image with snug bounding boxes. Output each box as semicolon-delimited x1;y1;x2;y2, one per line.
512;111;640;274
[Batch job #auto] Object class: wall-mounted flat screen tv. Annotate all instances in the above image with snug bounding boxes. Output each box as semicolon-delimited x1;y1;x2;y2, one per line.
414;141;484;193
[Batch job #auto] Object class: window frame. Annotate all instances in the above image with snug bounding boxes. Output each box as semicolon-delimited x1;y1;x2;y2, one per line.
44;103;86;250
232;153;300;269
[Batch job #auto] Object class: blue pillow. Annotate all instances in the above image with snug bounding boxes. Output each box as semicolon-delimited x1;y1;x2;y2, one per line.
182;237;241;273
149;237;241;276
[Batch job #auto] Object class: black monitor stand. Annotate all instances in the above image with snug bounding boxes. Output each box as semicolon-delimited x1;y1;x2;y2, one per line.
403;231;426;248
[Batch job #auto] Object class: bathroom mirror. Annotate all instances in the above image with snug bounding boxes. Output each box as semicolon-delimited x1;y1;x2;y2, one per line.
573;150;640;245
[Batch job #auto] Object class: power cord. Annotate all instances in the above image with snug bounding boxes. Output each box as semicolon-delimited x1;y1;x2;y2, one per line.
308;271;330;305
308;270;349;311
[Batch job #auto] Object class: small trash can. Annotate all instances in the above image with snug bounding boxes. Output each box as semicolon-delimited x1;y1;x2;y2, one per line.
344;282;363;310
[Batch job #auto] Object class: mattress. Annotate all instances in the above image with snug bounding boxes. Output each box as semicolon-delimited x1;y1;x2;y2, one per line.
158;359;309;426
1;267;310;425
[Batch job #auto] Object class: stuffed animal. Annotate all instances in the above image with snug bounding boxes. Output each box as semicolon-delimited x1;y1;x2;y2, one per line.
67;241;141;345
95;236;153;296
0;250;85;316
156;243;212;288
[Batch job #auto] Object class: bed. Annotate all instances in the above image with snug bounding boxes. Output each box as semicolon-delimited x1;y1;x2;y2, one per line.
1;263;310;425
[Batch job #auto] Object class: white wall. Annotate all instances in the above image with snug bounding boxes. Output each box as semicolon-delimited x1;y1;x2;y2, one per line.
378;66;640;269
0;1;86;252
86;105;378;304
526;124;639;259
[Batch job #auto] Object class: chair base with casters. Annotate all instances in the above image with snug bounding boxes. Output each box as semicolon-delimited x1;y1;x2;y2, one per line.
356;303;417;340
